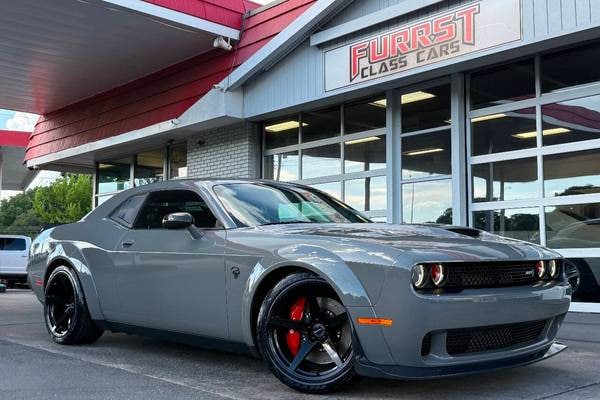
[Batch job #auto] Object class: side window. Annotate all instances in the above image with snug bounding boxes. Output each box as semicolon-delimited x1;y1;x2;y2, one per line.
3;238;26;251
110;194;147;227
133;190;218;229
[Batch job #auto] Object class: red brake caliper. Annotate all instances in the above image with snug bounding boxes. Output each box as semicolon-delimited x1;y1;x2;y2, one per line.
286;297;306;356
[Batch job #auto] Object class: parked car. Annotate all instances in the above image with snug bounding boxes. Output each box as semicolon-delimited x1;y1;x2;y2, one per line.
28;179;570;393
0;235;31;288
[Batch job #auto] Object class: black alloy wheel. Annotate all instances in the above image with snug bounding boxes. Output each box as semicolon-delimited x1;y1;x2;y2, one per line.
565;260;582;296
257;272;356;393
44;266;103;345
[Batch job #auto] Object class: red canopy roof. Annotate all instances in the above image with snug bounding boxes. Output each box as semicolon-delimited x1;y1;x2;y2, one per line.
25;0;316;162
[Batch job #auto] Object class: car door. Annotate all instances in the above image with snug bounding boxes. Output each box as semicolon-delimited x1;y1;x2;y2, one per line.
113;189;228;339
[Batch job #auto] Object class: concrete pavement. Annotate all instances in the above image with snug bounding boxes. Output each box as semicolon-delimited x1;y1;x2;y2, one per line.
1;289;599;399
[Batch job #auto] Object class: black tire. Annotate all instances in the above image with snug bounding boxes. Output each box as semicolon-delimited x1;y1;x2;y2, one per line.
44;266;104;345
565;259;599;300
257;272;356;394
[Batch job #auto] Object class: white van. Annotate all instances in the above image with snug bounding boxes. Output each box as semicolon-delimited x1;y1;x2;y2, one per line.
0;235;31;288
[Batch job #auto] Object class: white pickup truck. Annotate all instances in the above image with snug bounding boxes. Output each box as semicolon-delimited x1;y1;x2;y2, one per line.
0;235;31;288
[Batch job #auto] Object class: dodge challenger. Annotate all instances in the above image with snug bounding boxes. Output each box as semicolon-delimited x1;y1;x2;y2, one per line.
28;179;570;393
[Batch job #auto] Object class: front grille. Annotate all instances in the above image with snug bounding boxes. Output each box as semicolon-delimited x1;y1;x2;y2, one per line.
446;319;547;355
444;261;538;289
421;333;432;356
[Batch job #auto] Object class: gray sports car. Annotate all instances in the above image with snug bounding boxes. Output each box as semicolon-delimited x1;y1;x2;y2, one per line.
28;179;570;393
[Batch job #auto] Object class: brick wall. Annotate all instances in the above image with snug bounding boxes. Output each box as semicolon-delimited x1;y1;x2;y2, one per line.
186;122;261;179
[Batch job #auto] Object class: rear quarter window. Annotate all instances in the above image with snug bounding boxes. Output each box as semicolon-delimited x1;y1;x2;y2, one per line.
110;194;147;227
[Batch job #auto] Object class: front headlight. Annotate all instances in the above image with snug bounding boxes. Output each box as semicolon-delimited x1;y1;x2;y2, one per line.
548;259;559;279
536;260;547;279
411;264;428;289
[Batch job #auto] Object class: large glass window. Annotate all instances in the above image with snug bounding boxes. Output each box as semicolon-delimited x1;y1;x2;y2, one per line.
545;203;600;248
472;158;538;202
344;97;386;134
473;208;540;244
471;109;537;155
469;43;600;304
261;96;387;219
401;85;451;133
542;42;600;93
402;131;451;179
544;149;600;197
402;180;452;224
97;158;131;194
169;145;187;179
541;95;600;146
470;59;535;109
344;176;387;212
344;135;386;173
135;149;164;187
96;144;186;206
302;144;341;179
264;151;299;182
264;117;300;149
301;108;340;143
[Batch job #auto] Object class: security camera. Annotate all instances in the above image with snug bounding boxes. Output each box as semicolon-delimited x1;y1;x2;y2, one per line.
213;36;233;51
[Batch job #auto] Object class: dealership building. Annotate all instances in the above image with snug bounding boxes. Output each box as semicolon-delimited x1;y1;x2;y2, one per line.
3;0;600;307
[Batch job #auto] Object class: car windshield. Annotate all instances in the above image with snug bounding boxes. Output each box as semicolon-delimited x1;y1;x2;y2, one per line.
213;183;371;227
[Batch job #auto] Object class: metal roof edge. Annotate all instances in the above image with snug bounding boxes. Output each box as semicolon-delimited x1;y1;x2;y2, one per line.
224;0;354;91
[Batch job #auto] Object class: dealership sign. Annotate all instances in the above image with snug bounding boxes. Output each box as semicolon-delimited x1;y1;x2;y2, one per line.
324;0;522;91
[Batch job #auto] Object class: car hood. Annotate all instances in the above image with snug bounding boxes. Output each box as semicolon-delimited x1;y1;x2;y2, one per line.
257;223;558;261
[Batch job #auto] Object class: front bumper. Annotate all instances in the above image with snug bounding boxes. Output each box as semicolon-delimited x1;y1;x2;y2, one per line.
346;267;571;377
355;342;566;379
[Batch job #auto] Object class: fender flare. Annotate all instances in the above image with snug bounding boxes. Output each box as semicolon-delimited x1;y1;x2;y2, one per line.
45;242;105;321
241;244;373;348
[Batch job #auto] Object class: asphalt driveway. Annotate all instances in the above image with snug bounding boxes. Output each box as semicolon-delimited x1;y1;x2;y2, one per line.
1;289;599;400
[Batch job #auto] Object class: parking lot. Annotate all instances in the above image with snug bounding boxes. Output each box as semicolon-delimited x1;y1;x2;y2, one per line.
0;289;598;400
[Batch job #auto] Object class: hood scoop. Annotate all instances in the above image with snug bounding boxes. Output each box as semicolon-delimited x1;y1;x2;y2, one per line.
438;226;482;238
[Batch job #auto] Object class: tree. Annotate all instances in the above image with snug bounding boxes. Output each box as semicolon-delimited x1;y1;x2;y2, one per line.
33;174;92;223
0;190;37;227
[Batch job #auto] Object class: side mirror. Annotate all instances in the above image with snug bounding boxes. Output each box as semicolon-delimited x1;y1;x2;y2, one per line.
162;212;194;230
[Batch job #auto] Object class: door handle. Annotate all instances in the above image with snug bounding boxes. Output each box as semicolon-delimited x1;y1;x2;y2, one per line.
121;239;135;248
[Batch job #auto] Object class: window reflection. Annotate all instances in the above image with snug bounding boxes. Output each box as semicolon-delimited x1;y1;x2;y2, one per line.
471;109;537;155
402;179;452;224
264;152;299;182
311;182;341;200
344;176;386;212
473;208;540;243
98;158;131;194
264;117;300;149
302;108;340;143
541;95;600;146
546;203;600;248
302;144;341;179
542;42;600;93
169;145;187;179
344;98;386;134
135;149;164;187
470;59;535;109
544;149;600;197
401;85;451;133
472;158;538;202
402;130;451;179
344;135;386;173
